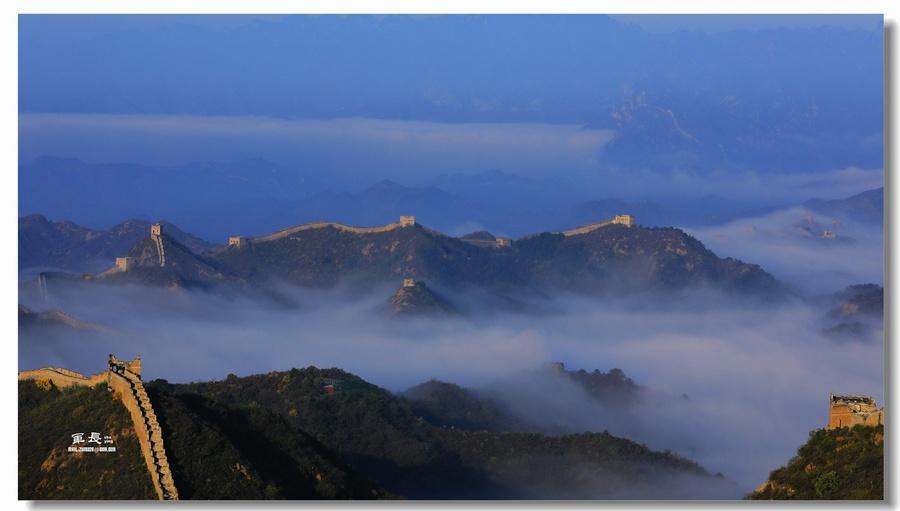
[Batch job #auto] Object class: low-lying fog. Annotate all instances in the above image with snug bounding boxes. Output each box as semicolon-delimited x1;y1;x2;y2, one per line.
687;206;883;295
19;278;882;492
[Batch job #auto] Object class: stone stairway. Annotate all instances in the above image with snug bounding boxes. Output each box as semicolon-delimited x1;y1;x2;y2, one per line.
22;357;179;501
151;234;167;267
38;272;48;302
116;370;178;500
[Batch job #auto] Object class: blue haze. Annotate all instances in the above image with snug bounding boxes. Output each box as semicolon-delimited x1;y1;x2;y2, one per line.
19;14;884;240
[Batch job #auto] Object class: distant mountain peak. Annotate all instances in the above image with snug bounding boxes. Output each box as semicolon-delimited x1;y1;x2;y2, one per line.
460;230;496;241
387;279;458;317
803;187;883;224
368;178;404;190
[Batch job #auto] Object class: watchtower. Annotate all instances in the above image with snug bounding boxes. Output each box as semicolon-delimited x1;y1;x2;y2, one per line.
495;238;512;248
403;278;416;288
828;394;884;429
612;214;634;227
109;354;142;379
115;257;135;272
228;236;248;248
150;224;162;237
400;215;416;227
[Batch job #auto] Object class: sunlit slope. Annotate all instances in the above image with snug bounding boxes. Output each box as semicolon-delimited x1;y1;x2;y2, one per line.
18;381;157;500
749;425;883;500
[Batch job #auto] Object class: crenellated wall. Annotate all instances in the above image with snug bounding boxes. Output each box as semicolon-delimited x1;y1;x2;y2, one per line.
561;214;635;237
17;368;107;388
151;234;166;267
252;215;417;243
827;394;885;430
19;358;178;500
108;370;178;500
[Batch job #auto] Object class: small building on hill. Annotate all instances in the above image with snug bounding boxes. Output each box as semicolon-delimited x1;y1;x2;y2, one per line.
612;214;634;227
828;394;883;429
115;257;135;272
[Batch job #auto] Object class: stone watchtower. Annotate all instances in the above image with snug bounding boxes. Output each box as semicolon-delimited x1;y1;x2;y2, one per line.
228;236;248;248
108;353;142;379
150;224;162;237
115;257;135;272
612;214;634;227
827;394;884;429
399;215;416;227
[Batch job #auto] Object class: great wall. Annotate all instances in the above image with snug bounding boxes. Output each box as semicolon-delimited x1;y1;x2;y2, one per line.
560;214;635;236
37;272;48;301
244;215;418;244
112;223;166;273
827;394;884;430
227;214;635;249
104;215;639;273
19;355;179;500
150;224;166;267
105;214;637;276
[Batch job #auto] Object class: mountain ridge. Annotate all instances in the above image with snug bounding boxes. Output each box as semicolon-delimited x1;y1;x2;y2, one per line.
35;215;784;301
19;214;215;273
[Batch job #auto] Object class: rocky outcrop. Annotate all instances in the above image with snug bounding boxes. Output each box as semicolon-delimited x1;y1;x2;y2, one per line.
387;280;458;317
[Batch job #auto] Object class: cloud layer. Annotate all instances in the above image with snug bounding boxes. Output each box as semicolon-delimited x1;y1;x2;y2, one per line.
19;282;883;491
19;114;614;183
20;113;882;206
688;206;884;293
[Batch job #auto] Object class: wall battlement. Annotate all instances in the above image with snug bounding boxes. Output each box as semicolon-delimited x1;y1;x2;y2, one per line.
828;394;884;430
561;214;636;237
150;225;166;267
19;355;178;500
228;236;248;248
251;215;417;243
115;257;135;272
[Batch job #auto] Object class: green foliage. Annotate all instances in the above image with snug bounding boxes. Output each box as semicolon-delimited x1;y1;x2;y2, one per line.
435;429;713;499
553;366;642;404
166;367;728;499
748;425;883;500
206;222;779;295
145;380;387;499
814;470;839;498
20;366;738;500
388;282;458;316
403;380;526;432
18;380;156;500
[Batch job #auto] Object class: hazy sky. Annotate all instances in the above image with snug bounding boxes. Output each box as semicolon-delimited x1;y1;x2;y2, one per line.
610;14;883;32
18;14;885;214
